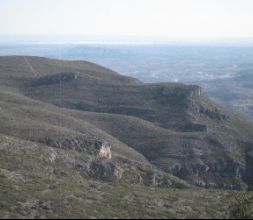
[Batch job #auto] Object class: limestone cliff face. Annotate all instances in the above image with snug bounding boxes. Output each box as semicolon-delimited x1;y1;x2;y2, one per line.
151;84;202;100
168;157;247;190
96;142;112;160
41;136;112;159
189;85;202;97
30;72;78;86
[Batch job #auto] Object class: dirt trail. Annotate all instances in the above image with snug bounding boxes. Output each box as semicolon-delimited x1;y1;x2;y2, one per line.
23;57;37;77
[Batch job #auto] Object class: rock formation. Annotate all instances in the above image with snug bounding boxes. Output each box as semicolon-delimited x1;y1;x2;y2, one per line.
96;142;112;160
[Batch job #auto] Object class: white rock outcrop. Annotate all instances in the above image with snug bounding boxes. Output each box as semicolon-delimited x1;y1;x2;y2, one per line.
97;142;112;160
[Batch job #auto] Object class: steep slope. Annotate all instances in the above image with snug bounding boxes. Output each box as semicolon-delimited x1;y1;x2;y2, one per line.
0;88;144;162
0;86;190;189
1;56;253;191
0;134;241;219
65;111;250;189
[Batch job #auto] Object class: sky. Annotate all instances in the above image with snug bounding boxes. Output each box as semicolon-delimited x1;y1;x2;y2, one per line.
0;0;253;41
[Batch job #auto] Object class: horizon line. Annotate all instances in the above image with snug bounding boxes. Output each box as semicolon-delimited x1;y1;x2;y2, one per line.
1;35;253;46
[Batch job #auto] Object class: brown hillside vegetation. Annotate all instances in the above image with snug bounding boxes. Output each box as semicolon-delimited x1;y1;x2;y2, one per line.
0;56;253;218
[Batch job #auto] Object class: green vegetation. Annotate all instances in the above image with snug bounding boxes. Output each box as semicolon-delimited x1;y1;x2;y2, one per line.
0;56;253;218
229;194;253;219
0;134;250;219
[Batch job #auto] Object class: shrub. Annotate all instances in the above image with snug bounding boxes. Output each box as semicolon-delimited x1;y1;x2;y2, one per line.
229;193;253;219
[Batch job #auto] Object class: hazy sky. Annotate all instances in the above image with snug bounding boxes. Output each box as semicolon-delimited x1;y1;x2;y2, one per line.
1;0;253;40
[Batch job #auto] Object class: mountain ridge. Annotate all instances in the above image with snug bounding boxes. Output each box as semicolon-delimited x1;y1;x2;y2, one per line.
1;56;253;190
1;55;253;218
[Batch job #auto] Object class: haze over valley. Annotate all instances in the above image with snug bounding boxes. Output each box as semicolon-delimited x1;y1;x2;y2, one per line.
1;0;253;219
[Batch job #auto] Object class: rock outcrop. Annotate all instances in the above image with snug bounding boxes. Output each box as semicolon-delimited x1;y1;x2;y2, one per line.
31;72;77;86
87;160;123;181
95;142;112;160
190;85;202;97
42;136;112;159
199;106;229;121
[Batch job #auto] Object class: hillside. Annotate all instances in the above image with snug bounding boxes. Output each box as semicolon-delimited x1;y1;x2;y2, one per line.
1;133;242;219
1;56;253;218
